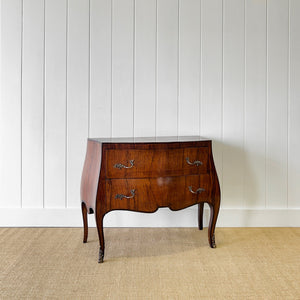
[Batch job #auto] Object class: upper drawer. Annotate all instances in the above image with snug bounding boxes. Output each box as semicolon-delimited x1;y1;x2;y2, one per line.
106;147;208;178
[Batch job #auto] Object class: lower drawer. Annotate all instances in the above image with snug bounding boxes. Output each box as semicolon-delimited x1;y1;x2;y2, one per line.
105;175;212;212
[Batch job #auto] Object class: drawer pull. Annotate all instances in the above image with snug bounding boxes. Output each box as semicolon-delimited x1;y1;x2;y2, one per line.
115;189;136;200
188;186;205;194
114;159;135;169
185;157;203;166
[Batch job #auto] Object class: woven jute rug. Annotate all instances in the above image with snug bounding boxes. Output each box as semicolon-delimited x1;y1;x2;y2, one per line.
0;227;299;299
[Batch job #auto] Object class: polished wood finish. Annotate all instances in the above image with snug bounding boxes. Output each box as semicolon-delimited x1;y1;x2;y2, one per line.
106;147;208;178
80;136;221;262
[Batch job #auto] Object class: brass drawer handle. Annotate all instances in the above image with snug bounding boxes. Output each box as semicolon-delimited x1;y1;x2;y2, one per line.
115;189;136;200
185;157;203;166
188;186;205;194
113;159;135;169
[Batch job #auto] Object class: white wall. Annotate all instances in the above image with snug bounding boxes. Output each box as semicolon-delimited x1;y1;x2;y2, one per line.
0;0;299;227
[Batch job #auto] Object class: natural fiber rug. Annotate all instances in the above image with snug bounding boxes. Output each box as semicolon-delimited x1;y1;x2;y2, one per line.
0;227;299;299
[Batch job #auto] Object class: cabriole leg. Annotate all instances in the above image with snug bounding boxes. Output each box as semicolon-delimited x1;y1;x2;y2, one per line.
198;202;204;230
98;248;104;263
208;202;220;248
96;213;105;263
81;202;88;243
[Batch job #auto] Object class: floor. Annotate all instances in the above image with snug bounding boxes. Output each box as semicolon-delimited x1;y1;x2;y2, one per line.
0;227;299;299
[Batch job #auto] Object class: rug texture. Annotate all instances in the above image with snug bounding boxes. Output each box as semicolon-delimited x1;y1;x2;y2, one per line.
0;227;299;299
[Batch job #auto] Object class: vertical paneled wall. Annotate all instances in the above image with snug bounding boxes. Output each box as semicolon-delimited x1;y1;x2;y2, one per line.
44;0;67;208
0;0;299;226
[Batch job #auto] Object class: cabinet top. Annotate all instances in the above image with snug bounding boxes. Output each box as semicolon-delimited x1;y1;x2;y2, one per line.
88;136;211;144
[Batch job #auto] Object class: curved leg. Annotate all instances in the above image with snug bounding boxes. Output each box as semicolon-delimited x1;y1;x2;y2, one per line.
81;202;88;243
95;213;105;263
198;202;204;230
208;202;220;248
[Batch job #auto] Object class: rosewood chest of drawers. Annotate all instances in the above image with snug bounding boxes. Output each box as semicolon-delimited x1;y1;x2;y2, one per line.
80;136;221;263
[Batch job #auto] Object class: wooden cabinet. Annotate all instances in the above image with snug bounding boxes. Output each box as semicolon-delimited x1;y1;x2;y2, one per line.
80;136;220;263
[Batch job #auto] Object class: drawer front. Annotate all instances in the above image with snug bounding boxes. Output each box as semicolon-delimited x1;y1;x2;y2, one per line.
105;175;211;212
183;147;209;175
106;147;208;179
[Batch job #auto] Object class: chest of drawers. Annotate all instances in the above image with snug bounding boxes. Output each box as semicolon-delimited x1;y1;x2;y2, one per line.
80;136;220;263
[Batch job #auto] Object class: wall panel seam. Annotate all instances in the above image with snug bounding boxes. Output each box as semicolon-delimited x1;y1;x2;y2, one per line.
20;0;24;208
88;0;91;138
199;0;202;136
133;0;136;137
221;0;224;191
110;0;113;138
287;0;290;208
155;0;158;137
43;0;46;208
265;0;268;209
65;0;69;208
177;0;180;137
243;0;246;209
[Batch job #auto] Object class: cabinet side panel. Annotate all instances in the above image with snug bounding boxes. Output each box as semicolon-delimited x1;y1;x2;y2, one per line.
80;141;102;211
